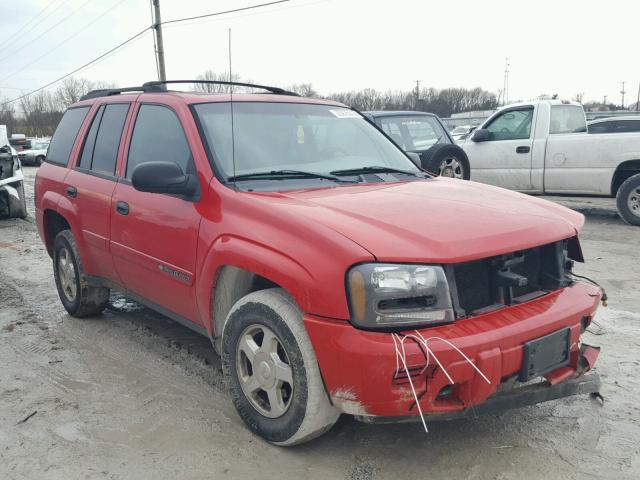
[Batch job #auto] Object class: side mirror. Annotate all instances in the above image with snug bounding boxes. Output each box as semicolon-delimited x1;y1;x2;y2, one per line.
131;161;198;198
406;152;422;168
471;128;491;142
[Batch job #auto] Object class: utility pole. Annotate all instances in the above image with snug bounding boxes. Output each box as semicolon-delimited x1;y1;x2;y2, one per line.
603;95;607;106
620;81;626;109
414;80;420;109
502;58;510;106
152;0;166;81
636;82;640;112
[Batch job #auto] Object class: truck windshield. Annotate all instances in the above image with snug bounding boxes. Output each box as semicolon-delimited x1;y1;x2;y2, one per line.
193;102;423;189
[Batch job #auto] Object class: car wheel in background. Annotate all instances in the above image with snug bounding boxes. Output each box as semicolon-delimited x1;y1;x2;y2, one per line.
616;173;640;226
36;155;45;166
222;288;339;446
53;230;110;317
421;144;471;180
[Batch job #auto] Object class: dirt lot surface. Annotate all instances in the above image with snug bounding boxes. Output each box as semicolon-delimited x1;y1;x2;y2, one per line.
1;167;639;480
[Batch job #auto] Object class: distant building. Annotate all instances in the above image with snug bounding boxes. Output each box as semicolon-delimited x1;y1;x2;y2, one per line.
441;110;494;130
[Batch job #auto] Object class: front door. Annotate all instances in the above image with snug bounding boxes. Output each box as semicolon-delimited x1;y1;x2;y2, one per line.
110;103;202;322
465;106;535;191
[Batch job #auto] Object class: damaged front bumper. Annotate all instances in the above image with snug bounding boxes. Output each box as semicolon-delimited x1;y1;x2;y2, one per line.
305;281;602;419
355;372;601;424
0;169;25;215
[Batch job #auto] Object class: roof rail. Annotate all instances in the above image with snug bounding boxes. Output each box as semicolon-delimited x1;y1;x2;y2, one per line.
80;79;298;101
79;86;147;101
142;80;299;96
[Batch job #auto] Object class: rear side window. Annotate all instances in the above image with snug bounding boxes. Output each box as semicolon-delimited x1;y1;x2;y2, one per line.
126;105;192;179
78;104;129;175
550;105;587;134
47;107;89;165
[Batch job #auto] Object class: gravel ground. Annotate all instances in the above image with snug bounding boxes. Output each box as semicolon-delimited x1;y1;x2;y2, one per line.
1;167;639;480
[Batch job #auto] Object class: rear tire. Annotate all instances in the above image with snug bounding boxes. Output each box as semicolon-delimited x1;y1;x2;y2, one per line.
616;173;640;226
36;155;45;166
421;144;470;180
221;288;339;446
53;230;110;317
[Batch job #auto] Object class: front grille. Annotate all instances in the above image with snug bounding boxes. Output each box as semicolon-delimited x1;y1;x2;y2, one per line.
448;239;573;317
18;153;26;160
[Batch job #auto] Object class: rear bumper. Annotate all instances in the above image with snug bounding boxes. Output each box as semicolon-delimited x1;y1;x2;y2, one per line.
304;281;601;418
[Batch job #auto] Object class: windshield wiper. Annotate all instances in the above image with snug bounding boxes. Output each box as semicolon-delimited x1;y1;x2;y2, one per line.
227;169;357;183
330;166;423;177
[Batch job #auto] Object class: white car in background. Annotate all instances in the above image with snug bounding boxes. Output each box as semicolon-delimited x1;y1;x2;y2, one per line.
450;125;475;142
18;139;49;166
459;100;640;225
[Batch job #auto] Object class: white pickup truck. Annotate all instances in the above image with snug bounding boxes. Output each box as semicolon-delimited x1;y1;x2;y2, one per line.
460;100;640;225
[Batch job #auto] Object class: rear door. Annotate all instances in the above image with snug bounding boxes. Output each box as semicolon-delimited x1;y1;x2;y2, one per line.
465;106;535;191
64;102;130;282
110;102;202;322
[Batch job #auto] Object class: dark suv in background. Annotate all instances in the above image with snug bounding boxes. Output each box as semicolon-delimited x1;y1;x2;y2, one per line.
365;110;470;180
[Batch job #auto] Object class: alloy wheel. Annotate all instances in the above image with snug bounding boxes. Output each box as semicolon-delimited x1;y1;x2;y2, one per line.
439;156;465;179
236;324;294;418
57;247;77;302
627;187;640;218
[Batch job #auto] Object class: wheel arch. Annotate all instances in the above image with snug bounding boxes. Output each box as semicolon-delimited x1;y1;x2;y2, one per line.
197;235;315;343
42;208;71;257
612;159;640;196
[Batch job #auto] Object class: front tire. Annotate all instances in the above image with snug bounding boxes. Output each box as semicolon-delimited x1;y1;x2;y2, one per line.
616;173;640;226
36;155;45;166
222;288;339;446
53;230;110;317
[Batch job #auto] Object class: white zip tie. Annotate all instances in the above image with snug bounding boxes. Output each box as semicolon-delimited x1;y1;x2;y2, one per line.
414;331;492;385
392;333;428;433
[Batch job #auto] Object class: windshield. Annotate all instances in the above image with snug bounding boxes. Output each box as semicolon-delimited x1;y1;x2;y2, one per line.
378;115;448;151
193;102;422;190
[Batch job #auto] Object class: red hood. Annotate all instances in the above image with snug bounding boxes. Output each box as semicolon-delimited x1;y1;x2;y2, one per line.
253;178;584;264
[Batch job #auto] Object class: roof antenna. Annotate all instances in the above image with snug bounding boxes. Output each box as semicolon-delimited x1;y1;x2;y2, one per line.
228;27;236;187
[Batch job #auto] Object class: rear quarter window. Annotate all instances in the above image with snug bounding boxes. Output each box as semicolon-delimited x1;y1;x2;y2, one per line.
47;107;90;166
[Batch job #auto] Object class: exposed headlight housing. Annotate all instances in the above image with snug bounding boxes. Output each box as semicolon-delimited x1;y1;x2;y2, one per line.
346;263;454;330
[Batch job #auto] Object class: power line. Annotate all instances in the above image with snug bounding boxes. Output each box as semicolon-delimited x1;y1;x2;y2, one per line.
0;0;64;51
0;0;93;64
0;26;151;107
0;0;301;107
0;0;131;85
160;0;290;26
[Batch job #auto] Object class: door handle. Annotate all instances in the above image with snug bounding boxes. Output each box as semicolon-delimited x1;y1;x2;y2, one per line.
516;146;530;154
65;186;77;198
116;201;129;215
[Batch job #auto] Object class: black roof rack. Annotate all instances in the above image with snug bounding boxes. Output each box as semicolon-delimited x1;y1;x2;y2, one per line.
80;79;298;101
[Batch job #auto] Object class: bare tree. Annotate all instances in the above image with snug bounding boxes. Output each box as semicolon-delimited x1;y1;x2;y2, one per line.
194;70;242;93
287;83;317;97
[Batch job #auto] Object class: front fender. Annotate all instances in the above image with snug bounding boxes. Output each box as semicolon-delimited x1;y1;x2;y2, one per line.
196;234;317;336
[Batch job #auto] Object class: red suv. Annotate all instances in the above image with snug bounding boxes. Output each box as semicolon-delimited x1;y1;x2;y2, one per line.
35;80;603;445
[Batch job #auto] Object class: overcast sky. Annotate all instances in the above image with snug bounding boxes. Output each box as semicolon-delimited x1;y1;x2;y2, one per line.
0;0;638;107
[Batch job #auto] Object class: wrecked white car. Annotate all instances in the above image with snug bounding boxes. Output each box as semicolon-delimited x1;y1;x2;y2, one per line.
0;127;27;219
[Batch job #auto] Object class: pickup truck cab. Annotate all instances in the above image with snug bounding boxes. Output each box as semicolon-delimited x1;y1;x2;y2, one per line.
461;100;640;225
35;81;602;445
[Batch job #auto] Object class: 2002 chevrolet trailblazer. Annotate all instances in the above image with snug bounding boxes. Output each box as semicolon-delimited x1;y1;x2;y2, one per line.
35;80;603;445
